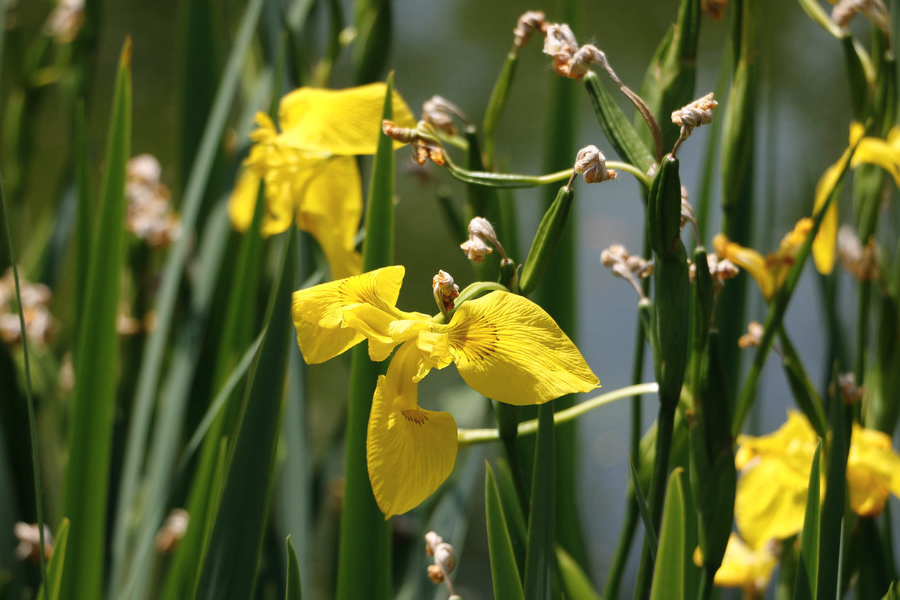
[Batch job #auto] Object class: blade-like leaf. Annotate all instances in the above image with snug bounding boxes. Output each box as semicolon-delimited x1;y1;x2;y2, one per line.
286;535;303;600
37;519;69;600
523;404;555;600
817;392;850;598
556;546;602;600
649;468;686;600
195;228;296;599
486;462;526;600
59;39;131;600
793;439;823;600
335;74;397;600
628;453;658;561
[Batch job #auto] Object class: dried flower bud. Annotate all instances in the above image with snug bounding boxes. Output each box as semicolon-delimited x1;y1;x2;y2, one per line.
838;372;864;404
432;271;460;315
574;145;616;183
126;154;180;248
45;0;84;43
14;522;53;564
422;96;466;135
837;225;879;281
425;531;443;556
155;508;189;554
460;237;492;263
542;23;578;61
433;541;456;573
702;0;727;20
461;217;509;263
831;0;890;34
738;321;764;348
514;11;547;48
427;564;445;583
671;93;717;153
382;120;417;144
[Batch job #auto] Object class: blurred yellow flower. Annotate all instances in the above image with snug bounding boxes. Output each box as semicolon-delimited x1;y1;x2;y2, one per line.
812;122;900;275
229;84;416;279
735;411;900;549
291;267;599;517
712;219;812;303
694;534;777;595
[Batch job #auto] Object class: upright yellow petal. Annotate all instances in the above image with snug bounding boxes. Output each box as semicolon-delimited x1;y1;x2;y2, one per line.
278;83;416;156
367;375;458;518
297;156;363;279
291;266;406;364
228;168;261;232
442;291;599;405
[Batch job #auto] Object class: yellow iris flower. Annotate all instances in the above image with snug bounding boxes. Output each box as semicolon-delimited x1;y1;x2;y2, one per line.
228;84;416;279
694;534;777;596
291;266;600;517
712;219;812;303
812;122;900;275
734;411;900;549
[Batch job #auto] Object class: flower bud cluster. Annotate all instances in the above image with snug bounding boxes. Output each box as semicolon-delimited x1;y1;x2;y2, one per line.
0;268;54;347
738;321;764;349
382;120;446;166
688;253;739;293
425;531;457;593
601;244;652;300
126;155;182;248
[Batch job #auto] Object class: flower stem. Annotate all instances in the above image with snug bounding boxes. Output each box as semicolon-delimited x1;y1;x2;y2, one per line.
457;383;659;445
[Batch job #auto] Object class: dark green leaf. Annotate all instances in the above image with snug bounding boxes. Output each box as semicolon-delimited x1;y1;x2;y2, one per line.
485;462;526;600
285;536;304;600
649;468;686;600
523;404;554;600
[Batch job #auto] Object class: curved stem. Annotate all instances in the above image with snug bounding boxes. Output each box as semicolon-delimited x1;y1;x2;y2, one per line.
458;382;659;445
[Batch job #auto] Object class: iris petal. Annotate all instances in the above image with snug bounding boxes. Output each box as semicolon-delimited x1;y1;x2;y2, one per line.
444;291;598;405
367;375;458;519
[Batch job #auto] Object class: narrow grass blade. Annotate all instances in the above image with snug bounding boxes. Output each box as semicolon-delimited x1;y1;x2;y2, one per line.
485;462;526;600
37;518;69;600
817;386;850;599
335;75;397;600
649;468;686;600
286;535;303;600
523;404;555;600
628;453;658;561
556;546;601;600
110;0;264;589
195;228;296;599
74;102;92;349
59;39;131;600
494;458;527;573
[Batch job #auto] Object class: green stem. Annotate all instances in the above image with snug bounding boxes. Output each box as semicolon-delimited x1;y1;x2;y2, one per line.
0;171;48;590
457;383;659;445
632;400;677;600
602;496;639;600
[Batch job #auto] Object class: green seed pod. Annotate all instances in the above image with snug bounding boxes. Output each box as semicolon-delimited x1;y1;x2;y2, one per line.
653;244;689;407
691;246;713;354
647;154;683;258
518;185;574;295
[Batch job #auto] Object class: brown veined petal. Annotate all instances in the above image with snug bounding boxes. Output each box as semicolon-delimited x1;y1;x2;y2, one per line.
366;375;458;519
291;266;406;364
443;291;598;405
277;83;417;156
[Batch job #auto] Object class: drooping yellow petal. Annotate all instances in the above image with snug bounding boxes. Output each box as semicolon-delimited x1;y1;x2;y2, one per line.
367;374;458;518
296;156;363;278
441;291;599;405
735;411;818;469
278;83;416;156
846;423;900;516
853;136;900;189
694;534;777;592
291;266;407;364
713;234;775;302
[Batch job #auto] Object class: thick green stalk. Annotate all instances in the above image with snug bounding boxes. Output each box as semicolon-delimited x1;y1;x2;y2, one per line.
335;76;397;600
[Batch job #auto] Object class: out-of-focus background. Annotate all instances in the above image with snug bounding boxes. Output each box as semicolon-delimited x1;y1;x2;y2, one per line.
2;0;896;597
